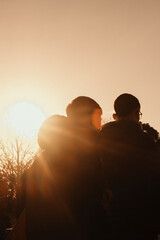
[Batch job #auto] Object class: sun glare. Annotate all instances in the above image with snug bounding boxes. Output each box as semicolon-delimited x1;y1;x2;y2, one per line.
4;101;46;137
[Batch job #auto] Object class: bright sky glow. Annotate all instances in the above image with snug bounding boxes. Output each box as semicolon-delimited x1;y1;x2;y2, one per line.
0;0;160;131
4;101;46;138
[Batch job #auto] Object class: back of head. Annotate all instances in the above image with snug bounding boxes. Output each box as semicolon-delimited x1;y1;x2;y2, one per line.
38;115;68;152
66;96;101;118
66;96;102;129
114;93;140;119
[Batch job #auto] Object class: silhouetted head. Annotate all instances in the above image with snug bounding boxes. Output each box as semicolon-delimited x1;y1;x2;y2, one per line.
113;93;141;123
38;115;68;152
66;96;102;130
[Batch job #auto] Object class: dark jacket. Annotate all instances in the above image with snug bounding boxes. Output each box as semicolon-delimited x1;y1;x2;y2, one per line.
24;152;79;240
23;121;106;240
101;120;158;239
65;120;107;240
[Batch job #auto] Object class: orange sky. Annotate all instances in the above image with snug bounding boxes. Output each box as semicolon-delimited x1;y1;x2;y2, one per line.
0;0;160;131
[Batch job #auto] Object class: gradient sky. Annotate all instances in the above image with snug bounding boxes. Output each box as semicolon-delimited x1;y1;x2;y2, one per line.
0;0;160;131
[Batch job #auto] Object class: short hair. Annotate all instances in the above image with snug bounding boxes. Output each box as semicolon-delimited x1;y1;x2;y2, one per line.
66;96;101;119
114;93;140;118
38;115;67;150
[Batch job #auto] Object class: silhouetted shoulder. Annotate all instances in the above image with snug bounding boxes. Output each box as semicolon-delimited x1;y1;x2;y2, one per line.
141;131;157;151
101;121;117;134
102;121;116;130
101;120;156;151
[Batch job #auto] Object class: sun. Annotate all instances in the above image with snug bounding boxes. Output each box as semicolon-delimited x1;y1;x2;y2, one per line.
4;101;46;137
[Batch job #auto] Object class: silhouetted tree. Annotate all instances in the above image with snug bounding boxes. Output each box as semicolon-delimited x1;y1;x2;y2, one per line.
0;134;37;238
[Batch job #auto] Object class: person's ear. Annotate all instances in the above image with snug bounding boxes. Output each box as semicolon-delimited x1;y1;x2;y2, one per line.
113;113;118;121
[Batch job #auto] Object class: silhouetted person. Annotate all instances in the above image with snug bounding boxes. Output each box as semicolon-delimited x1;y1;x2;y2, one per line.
23;95;107;240
24;115;80;240
66;96;102;131
66;96;108;240
101;93;158;240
